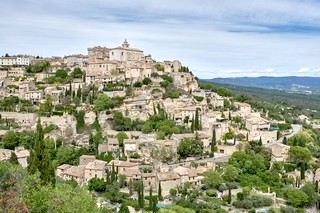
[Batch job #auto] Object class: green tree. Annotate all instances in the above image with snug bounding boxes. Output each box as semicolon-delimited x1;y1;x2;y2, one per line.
28;118;55;186
142;77;152;85
194;108;199;130
2;131;19;150
119;203;130;213
42;94;53;116
158;182;163;201
288;146;312;164
55;69;68;79
75;110;85;133
300;183;320;206
300;162;306;180
116;132;128;146
203;171;223;189
222;165;239;182
94;93;112;112
88;177;107;192
177;138;203;159
9;152;19;165
285;189;308;208
71;68;83;78
283;136;287;145
211;129;217;153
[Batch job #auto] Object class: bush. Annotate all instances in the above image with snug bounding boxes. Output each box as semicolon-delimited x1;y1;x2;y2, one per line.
206;189;217;197
284;163;297;172
142;77;152;85
193;96;204;102
133;82;142;87
52;111;64;116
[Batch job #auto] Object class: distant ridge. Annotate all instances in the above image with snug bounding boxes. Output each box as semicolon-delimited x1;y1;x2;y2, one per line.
204;76;320;94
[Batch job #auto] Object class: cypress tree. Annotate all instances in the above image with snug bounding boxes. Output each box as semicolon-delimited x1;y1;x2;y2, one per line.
119;203;130;213
153;103;157;115
141;180;144;208
227;188;232;204
283;136;287;145
191;116;195;133
258;137;262;146
158;182;163;201
9;152;19;165
28;118;55;186
111;162;116;183
69;82;72;95
211;129;216;153
277;130;281;140
228;111;231;121
149;187;153;210
316;180;319;192
195;108;199;130
152;196;158;213
300;163;306;180
76;85;82;98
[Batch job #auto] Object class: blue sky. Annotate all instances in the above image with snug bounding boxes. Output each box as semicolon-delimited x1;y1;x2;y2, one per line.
1;0;320;78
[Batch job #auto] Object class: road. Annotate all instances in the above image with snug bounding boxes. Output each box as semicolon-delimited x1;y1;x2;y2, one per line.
265;124;302;147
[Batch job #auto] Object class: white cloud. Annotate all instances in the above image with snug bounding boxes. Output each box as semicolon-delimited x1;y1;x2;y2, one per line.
1;0;320;78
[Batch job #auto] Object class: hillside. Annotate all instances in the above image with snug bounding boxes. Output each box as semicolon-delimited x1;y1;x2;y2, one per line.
206;76;320;95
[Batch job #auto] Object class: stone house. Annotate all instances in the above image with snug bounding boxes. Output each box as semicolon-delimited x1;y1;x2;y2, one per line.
84;160;108;182
173;166;199;186
156;171;181;196
270;143;290;162
233;102;252;117
61;165;86;185
107;160;139;175
142;173;157;189
14;147;30;168
79;155;96;166
217;145;238;155
56;164;72;177
124;139;138;156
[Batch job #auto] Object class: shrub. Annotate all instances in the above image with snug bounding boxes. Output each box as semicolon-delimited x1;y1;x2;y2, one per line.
284;163;297;172
206;189;217;197
194;96;204;102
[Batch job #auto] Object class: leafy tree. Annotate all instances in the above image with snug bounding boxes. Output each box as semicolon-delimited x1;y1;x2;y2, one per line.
55;69;68;79
41;94;53;116
285;189;308;208
88;177;107;192
116;132;128;146
119;203;130;213
288;146;312;164
203;171;223;189
28;118;55;186
75;110;85;133
55;146;75;165
229;151;268;175
177;138;203;159
300;183;320;206
94;94;113;112
2;131;19;150
223;165;239;182
71;68;83;78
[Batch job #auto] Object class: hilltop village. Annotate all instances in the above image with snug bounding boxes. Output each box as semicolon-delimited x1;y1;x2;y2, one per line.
1;40;320;213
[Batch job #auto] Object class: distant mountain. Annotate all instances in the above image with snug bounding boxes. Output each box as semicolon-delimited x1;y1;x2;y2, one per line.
205;76;320;94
